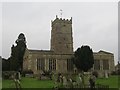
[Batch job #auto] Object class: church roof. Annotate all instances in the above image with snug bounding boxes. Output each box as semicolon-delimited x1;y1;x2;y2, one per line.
28;49;54;53
93;50;113;55
28;49;113;55
28;49;73;55
29;49;53;52
98;50;113;55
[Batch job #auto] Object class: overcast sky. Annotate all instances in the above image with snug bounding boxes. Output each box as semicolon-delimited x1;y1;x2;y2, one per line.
1;2;118;65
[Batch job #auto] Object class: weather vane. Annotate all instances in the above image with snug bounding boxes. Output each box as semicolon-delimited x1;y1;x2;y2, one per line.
60;9;63;18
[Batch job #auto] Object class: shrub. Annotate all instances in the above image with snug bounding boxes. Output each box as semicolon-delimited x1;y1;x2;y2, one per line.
41;70;52;80
111;70;120;75
2;71;15;79
22;70;33;77
111;71;116;75
92;71;98;78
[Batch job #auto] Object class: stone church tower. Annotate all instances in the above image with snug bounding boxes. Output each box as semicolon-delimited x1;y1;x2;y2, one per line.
51;16;73;54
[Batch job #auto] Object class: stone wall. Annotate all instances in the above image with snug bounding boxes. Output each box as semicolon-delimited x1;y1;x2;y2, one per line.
23;49;115;78
23;49;73;75
93;50;115;77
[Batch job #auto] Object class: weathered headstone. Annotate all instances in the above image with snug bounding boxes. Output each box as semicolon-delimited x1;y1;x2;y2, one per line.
105;71;108;78
68;78;73;88
52;73;55;81
62;76;68;88
53;73;59;88
18;72;21;80
76;73;82;88
89;74;96;89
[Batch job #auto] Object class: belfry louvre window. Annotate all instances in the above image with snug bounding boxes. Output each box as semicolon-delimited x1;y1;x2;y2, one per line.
67;59;73;71
94;60;100;70
103;59;109;70
37;58;45;70
49;59;56;70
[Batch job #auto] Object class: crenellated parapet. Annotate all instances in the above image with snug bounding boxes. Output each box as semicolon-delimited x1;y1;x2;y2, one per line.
51;15;72;26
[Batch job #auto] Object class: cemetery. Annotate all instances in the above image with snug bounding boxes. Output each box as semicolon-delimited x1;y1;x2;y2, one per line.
2;71;119;89
2;32;119;89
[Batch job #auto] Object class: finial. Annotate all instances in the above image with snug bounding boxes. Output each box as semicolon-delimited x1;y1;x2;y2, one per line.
60;9;63;18
56;15;58;19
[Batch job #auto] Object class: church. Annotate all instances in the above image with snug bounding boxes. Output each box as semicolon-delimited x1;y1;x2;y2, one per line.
23;16;115;77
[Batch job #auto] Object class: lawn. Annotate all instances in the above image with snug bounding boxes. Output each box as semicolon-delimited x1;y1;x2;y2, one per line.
2;77;54;88
96;75;119;88
2;75;119;88
0;82;1;88
0;80;2;89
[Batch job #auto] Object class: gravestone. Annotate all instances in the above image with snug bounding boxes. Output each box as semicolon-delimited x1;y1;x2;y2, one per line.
76;73;82;88
53;73;59;88
62;76;68;88
52;73;55;81
25;73;33;78
68;78;73;88
18;72;21;80
105;72;108;78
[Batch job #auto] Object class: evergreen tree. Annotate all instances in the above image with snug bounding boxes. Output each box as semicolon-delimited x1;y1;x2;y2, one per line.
10;33;26;72
2;58;10;71
73;45;94;72
73;45;94;87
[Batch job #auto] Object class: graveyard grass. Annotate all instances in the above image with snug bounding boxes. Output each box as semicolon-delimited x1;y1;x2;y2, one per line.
96;75;119;88
2;75;119;88
2;77;54;88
